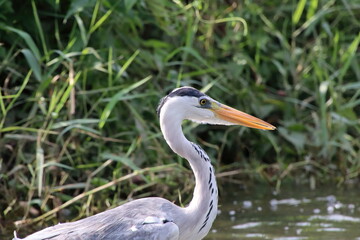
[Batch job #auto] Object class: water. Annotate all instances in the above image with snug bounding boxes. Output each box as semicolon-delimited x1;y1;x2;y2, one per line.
206;183;360;240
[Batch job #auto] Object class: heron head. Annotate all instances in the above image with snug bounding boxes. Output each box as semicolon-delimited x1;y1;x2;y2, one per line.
157;86;275;130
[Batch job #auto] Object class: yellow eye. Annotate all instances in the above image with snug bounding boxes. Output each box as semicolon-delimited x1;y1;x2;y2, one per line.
199;98;207;106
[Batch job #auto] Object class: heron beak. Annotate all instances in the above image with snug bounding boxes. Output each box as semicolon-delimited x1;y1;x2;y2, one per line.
211;103;276;130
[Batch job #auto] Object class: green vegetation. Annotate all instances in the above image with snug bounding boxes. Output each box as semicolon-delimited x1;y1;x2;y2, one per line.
0;0;359;236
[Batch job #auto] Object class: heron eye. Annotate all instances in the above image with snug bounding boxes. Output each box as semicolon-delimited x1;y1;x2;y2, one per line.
199;98;207;106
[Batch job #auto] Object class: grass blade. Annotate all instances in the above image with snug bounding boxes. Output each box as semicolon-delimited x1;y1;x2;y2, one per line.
90;0;101;30
51;119;101;129
9;71;32;105
307;0;319;20
36;146;44;196
21;49;42;81
0;89;6;117
99;75;152;129
339;33;360;82
89;8;113;34
31;0;48;60
57;124;101;142
1;25;41;60
54;72;81;116
114;50;140;81
101;153;139;171
74;13;88;46
293;0;307;25
108;46;113;87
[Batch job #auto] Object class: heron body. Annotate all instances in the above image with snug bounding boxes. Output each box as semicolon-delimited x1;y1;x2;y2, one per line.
15;87;275;240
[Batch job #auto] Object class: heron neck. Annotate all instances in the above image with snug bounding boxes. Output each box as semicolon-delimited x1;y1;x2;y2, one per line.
160;116;218;236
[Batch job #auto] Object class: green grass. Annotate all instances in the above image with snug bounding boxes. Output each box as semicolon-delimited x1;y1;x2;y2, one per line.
0;0;359;237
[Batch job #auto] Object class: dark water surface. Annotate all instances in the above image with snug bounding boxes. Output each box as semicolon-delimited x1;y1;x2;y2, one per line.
206;183;360;240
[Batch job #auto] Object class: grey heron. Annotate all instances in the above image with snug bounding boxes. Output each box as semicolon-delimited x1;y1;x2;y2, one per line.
14;86;275;240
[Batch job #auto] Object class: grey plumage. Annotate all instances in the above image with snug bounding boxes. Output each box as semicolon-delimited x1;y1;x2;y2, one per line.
15;198;181;240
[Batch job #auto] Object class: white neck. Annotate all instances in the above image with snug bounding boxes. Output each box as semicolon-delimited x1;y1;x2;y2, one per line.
160;110;218;239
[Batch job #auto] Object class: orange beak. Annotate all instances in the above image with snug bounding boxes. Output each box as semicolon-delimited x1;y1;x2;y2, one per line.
211;103;276;130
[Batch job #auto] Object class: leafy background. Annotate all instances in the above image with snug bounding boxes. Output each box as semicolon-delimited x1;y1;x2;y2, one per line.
0;0;359;237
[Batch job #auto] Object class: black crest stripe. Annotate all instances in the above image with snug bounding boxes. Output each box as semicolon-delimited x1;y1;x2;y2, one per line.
157;87;205;116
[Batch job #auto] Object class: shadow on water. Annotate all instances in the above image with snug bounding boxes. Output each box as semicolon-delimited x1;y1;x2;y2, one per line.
206;183;360;240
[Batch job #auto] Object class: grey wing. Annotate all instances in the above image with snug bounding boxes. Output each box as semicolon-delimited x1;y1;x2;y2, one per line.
118;216;179;240
15;198;181;240
14;220;179;240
